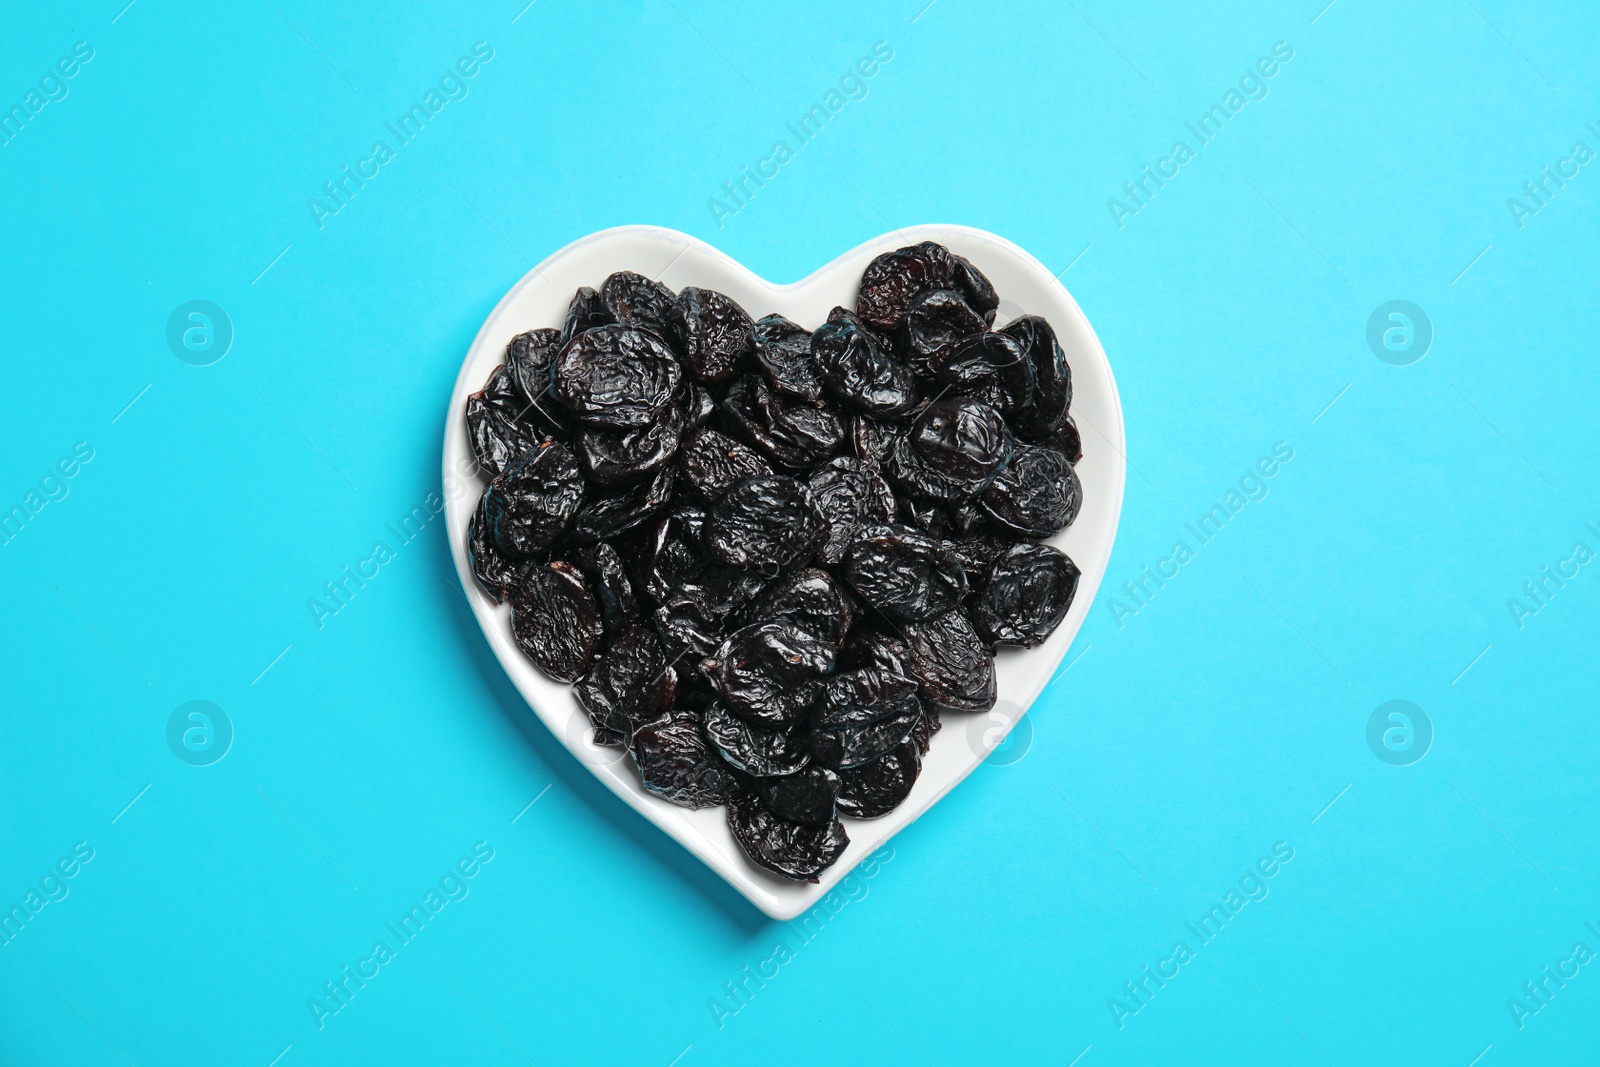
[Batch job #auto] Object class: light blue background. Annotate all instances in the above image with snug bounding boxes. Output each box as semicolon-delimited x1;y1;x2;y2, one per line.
2;1;1597;1064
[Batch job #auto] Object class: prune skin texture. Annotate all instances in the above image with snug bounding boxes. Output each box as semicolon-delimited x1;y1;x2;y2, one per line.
1003;315;1072;439
813;668;920;730
904;609;997;712
505;328;563;403
553;325;682;430
705;475;828;573
972;543;1081;648
485;440;586;559
654;597;723;663
944;533;1015;586
727;791;849;882
671;287;753;383
701;621;834;728
811;307;920;417
574;626;674;735
939;331;1034;415
640;509;766;621
702;702;812;777
466;368;544;478
836;742;921;819
469;489;526;603
577;402;684;486
570;467;675;543
856;242;997;331
887;398;1014;504
757;766;840;827
979;446;1082;539
678;427;773;502
808;457;897;567
572;541;642;638
837;624;912;677
598;271;676;339
686;382;717;428
744;568;855;650
811;700;921;770
631;710;741;809
902;288;986;381
751;314;825;404
511;562;604;683
560;285;612;347
719;375;845;471
843;524;968;623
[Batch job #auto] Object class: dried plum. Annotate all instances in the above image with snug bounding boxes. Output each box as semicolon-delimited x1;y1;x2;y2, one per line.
813;668;919;730
971;543;1080;647
654;596;723;663
511;562;603;682
686;381;717;428
705;475;828;573
577;401;684;486
703;701;812;777
886;397;1014;503
572;541;642;637
744;568;854;650
808;457;896;566
574;626;675;735
938;331;1034;415
812;700;921;770
570;466;675;542
855;241;997;330
757;765;839;827
811;307;919;417
904;609;996;712
553;325;681;430
1036;414;1083;464
632;709;741;808
560;285;612;346
751;313;824;403
469;488;527;603
902;288;986;381
599;271;676;338
979;446;1081;538
485;440;585;558
678;427;773;502
944;533;1014;585
466;367;544;477
701;621;833;727
639;508;765;619
506;328;562;404
837;625;912;677
1003;316;1072;439
836;743;920;818
670;286;753;382
842;524;968;622
726;791;848;882
719;374;844;470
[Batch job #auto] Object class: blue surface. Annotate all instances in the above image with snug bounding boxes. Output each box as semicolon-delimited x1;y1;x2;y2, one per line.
2;1;1597;1064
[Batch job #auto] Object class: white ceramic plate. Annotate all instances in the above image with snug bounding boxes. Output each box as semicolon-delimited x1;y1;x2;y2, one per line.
443;225;1125;919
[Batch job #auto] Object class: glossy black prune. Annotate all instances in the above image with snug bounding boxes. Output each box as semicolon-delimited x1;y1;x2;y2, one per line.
812;700;921;770
719;375;845;470
560;285;612;347
572;541;642;638
808;457;897;567
894;397;1015;503
856;242;997;331
466;367;544;478
896;496;949;539
842;524;968;622
631;709;741;808
505;328;560;401
638;508;765;618
553;325;682;430
835;742;920;818
577;402;684;486
937;331;1034;415
703;701;812;777
1036;414;1083;464
653;596;723;663
574;625;675;735
468;488;528;603
704;475;828;573
570;466;675;543
485;440;586;558
837;626;913;678
670;287;753;383
701;621;834;727
811;307;920;417
726;791;848;882
598;271;676;339
1003;315;1072;440
902;288;986;381
757;765;840;827
909;706;940;755
971;543;1081;648
751;314;824;403
686;381;717;428
904;609;996;712
812;668;919;730
943;533;1015;586
511;562;603;682
744;568;854;650
677;427;773;502
978;446;1081;538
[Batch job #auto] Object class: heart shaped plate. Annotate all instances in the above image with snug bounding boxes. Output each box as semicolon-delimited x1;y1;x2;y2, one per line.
442;225;1124;919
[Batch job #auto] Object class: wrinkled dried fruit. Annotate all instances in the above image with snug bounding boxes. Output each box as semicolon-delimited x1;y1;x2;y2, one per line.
678;427;773;501
813;668;920;730
553;325;681;430
703;701;812;777
757;765;840;827
570;466;675;542
599;271;676;338
812;307;920;417
469;489;527;603
808;457;896;566
671;286;753;382
560;285;611;347
632;709;741;808
752;313;824;403
705;475;828;573
885;398;1014;503
843;524;968;622
904;609;996;712
506;328;563;404
720;375;844;470
575;626;675;735
938;331;1034;414
572;541;642;638
726;791;849;882
744;568;854;650
971;543;1080;647
902;288;986;381
979;446;1081;538
701;621;834;727
836;743;920;818
1003;316;1072;440
485;441;585;558
511;562;603;682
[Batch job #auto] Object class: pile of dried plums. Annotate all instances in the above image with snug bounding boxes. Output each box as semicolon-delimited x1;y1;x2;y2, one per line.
465;242;1083;881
